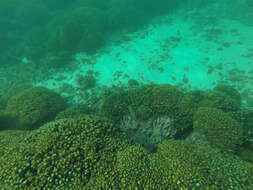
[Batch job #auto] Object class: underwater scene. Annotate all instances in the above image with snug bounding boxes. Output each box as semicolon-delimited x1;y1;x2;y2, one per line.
0;0;253;189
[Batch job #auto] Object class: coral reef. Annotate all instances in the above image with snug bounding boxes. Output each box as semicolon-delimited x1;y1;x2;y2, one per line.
5;86;66;129
148;140;253;190
191;85;242;112
0;115;252;189
0;130;29;159
0;115;131;189
0;84;31;109
0;1;252;189
84;140;253;190
193;107;244;153
101;84;193;124
214;84;242;108
101;84;193;147
55;104;93;120
0;110;20;130
120;115;180;150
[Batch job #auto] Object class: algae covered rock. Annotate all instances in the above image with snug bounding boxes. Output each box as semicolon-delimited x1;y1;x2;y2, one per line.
193;107;244;153
6;86;66;130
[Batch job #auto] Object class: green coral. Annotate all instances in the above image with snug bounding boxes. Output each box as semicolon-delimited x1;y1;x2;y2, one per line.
85;145;150;190
229;109;253;162
228;109;253;147
0;110;20;130
0;118;252;190
148;140;253;190
5;86;66;130
150;84;193;127
237;144;253;163
191;85;242;112
228;109;253;129
85;140;253;190
0;115;131;189
0;130;29;156
0;84;31;109
198;91;240;112
100;84;193;148
55;104;93;120
193;107;244;153
115;145;150;189
101;84;193;126
214;84;241;108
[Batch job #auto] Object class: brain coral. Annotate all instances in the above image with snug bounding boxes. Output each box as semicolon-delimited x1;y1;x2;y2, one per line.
6;86;66;130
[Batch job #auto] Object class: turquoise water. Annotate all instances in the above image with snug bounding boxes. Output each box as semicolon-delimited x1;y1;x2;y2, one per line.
0;0;252;189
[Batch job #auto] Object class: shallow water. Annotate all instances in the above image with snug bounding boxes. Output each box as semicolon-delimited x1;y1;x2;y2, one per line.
0;0;253;189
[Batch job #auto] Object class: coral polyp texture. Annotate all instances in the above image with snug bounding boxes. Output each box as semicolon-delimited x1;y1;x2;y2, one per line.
0;115;132;189
1;116;252;189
